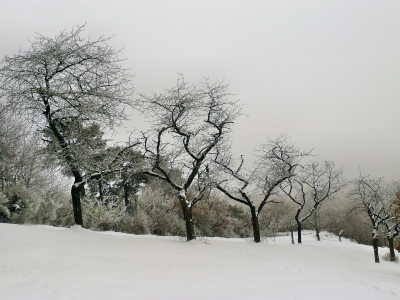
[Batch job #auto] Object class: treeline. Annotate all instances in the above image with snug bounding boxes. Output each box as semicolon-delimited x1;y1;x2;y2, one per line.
0;116;395;249
0;25;399;263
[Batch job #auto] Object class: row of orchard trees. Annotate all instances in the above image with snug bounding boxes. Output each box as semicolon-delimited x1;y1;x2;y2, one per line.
0;25;345;242
1;26;399;263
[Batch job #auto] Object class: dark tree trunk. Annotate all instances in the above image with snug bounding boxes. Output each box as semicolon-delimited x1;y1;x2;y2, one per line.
123;181;130;207
372;237;380;263
46;116;85;226
80;183;85;198
98;178;103;202
388;237;396;262
296;220;302;244
1;166;4;190
316;228;320;241
71;182;84;226
290;229;294;244
178;194;195;241
250;206;261;243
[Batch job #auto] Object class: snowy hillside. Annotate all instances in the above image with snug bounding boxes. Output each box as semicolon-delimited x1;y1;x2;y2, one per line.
1;223;399;300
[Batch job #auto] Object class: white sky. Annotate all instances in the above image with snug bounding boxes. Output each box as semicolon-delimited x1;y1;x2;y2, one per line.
1;0;399;180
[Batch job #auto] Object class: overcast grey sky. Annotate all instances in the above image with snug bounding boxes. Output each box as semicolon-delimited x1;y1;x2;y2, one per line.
1;0;399;180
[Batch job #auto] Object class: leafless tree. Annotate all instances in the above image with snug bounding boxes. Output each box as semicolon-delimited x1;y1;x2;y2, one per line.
370;180;400;262
348;174;391;263
307;204;330;241
280;160;346;244
137;77;242;241
0;25;136;226
215;135;310;243
380;213;400;262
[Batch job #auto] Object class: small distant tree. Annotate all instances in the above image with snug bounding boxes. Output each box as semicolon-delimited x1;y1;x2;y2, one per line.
215;135;310;243
114;168;148;207
381;217;400;262
280;160;346;244
278;203;298;244
348;174;389;263
393;191;400;253
137;77;242;241
307;204;330;241
0;25;135;226
377;183;400;262
258;202;294;242
84;147;147;207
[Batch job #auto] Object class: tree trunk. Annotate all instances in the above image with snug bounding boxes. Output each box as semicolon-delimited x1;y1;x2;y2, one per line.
71;182;84;226
388;237;396;262
98;178;103;202
297;220;302;244
372;237;380;263
250;206;261;243
316;227;320;241
339;230;344;242
1;165;4;190
178;194;195;241
290;229;294;244
123;182;130;207
80;183;85;198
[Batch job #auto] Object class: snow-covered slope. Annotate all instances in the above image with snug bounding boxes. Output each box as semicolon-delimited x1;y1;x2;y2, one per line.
1;223;399;300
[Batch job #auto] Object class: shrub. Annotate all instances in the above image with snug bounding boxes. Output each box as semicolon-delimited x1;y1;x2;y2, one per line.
0;192;10;221
82;198;127;231
192;195;252;238
127;184;185;236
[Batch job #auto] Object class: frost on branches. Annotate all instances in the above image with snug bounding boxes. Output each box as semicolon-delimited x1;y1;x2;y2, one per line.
0;25;136;226
137;77;242;241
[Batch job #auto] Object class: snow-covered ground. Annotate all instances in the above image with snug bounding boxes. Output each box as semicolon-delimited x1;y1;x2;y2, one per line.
1;223;399;300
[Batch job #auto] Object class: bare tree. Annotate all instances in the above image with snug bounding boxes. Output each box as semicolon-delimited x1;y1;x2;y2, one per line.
375;182;400;262
137;77;241;241
307;204;330;241
348;174;389;263
215;135;310;243
280;160;346;244
381;215;400;262
0;25;135;226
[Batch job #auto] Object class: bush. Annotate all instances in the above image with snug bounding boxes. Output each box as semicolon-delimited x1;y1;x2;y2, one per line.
124;184;185;236
4;185;43;224
0;162;251;238
0;192;10;221
0;184;73;227
192;196;251;238
82;198;127;231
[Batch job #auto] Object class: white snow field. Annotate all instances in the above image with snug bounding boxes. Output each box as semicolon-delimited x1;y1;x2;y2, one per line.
1;223;399;300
